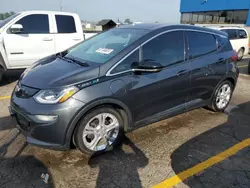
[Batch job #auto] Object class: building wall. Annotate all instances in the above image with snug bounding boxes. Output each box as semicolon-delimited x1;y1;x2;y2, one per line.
180;0;250;25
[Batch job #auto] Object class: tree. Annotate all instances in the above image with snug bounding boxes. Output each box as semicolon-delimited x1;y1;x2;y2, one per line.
0;12;15;20
124;18;132;24
0;14;4;20
4;12;11;19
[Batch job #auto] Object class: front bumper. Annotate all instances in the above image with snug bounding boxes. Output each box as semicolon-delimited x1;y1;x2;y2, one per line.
10;93;85;150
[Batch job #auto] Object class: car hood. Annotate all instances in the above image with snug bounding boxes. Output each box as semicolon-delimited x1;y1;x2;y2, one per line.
20;55;100;89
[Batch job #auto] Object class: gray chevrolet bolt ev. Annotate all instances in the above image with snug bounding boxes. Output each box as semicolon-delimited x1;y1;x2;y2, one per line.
10;24;239;155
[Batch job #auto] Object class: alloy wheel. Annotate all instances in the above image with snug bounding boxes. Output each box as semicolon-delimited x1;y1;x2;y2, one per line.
82;113;119;151
216;84;231;110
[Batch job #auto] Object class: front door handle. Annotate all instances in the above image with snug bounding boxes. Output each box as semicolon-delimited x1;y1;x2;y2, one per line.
176;70;188;76
42;38;53;41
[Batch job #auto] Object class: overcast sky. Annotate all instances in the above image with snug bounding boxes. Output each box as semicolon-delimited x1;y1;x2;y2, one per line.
1;0;181;23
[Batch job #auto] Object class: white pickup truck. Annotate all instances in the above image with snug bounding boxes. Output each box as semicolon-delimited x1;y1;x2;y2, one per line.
0;11;87;81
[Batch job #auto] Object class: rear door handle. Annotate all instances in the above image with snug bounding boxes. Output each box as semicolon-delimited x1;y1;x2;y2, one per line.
176;70;188;76
217;58;226;64
42;38;53;41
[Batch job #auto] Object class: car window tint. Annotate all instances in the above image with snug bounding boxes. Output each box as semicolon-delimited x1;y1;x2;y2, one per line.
111;49;139;74
55;15;76;33
187;31;217;59
142;31;184;67
216;35;232;51
15;14;49;34
238;29;247;39
221;29;238;39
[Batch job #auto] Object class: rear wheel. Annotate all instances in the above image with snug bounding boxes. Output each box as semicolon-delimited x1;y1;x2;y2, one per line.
210;81;233;112
74;107;124;155
248;60;250;74
0;67;3;82
237;48;244;61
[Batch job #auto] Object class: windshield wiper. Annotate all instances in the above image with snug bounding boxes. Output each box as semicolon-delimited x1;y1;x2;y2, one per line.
57;54;89;67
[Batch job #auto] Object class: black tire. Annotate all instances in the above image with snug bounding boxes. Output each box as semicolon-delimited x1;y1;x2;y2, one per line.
74;107;124;156
210;80;234;112
248;60;250;74
0;67;3;82
237;48;244;61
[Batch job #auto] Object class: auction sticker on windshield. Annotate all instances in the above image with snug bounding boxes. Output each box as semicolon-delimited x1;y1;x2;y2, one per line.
96;48;114;54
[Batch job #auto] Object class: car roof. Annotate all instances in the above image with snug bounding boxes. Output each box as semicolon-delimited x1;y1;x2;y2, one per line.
19;10;77;15
205;26;247;31
120;23;227;36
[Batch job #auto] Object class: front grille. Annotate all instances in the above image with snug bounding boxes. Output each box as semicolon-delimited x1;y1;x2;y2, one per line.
15;83;39;98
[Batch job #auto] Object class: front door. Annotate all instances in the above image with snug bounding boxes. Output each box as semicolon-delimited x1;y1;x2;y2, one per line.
130;31;191;122
4;13;55;67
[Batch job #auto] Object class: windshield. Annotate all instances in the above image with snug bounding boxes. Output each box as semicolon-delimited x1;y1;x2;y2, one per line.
0;13;20;29
65;28;148;64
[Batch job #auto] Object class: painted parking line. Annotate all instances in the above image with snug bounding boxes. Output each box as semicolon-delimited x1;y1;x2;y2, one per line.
153;138;250;188
238;65;248;68
0;96;11;100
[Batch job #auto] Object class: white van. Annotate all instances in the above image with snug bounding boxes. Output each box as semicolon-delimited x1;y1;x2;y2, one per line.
0;11;85;81
214;27;249;61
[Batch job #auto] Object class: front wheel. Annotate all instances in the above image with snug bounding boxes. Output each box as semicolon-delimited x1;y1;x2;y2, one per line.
210;81;233;112
74;107;124;155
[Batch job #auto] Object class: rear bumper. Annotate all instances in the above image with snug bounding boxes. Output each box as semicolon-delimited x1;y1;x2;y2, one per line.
10;94;85;150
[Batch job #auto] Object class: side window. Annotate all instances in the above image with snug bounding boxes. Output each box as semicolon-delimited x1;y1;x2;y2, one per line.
238;29;247;39
15;14;49;34
216;35;233;51
111;49;139;74
142;31;184;66
221;29;237;39
55;15;76;33
187;31;217;59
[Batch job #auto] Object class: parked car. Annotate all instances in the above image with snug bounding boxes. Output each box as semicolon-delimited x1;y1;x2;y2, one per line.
0;11;84;82
10;24;239;155
211;27;249;61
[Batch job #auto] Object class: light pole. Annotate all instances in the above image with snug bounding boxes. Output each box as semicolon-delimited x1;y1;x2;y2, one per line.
60;0;63;11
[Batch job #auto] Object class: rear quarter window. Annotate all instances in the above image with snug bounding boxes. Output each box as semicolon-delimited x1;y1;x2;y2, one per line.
216;35;233;52
238;29;248;39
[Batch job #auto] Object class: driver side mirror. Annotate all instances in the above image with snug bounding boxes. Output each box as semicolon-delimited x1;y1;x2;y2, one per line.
131;59;164;73
10;24;23;34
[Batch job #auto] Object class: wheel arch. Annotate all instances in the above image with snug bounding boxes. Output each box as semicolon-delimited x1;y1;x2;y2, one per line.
65;98;133;148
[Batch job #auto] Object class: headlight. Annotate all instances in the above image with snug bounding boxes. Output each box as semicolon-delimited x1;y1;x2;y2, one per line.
34;86;79;104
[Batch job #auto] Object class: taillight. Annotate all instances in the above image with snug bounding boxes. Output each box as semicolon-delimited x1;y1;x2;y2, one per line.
230;50;238;63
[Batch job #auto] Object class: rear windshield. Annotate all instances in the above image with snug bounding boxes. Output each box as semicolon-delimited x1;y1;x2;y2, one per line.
65;28;148;64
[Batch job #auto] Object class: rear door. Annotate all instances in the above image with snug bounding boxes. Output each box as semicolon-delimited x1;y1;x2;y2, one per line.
53;14;83;53
4;13;55;67
187;31;226;107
